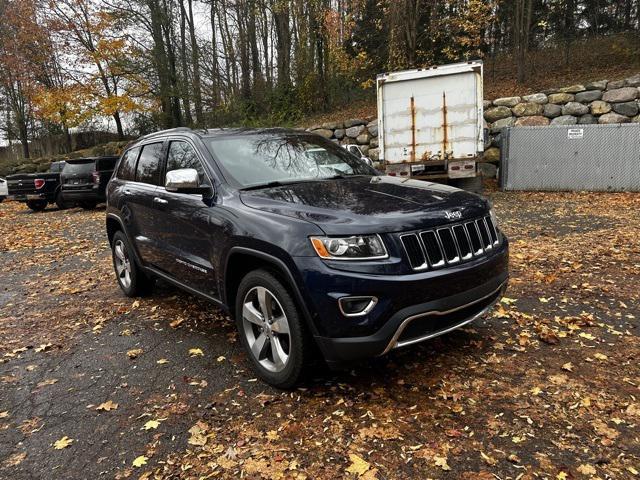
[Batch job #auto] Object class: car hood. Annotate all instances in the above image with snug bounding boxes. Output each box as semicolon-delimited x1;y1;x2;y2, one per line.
239;176;489;234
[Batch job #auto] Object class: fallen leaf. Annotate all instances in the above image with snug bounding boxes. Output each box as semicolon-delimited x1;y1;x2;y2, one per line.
37;378;58;387
132;455;148;467
96;400;118;412
0;411;9;418
346;453;370;476
35;343;52;353
434;455;451;471
188;420;209;446
188;348;204;357
156;358;169;364
562;362;574;372
577;464;597;475
127;348;143;359
480;451;497;466
4;452;26;467
53;436;73;450
170;318;184;328
142;420;160;430
594;353;608;361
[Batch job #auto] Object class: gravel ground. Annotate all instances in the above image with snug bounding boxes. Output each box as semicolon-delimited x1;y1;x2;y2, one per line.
0;189;638;480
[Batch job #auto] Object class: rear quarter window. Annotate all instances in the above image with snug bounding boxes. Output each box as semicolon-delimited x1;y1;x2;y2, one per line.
135;143;164;185
116;148;140;181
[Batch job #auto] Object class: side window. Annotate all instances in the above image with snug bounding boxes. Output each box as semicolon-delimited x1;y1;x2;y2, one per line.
166;141;207;186
117;148;140;181
135;143;164;185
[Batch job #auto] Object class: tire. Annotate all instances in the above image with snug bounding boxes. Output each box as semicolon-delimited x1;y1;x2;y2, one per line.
79;201;97;210
111;231;154;297
55;192;69;210
450;176;483;195
26;200;47;211
235;269;310;388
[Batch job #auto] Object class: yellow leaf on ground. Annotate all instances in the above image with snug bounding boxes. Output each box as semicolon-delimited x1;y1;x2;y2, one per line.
156;358;169;364
127;348;143;359
188;420;209;446
53;436;73;450
577;464;597;475
132;455;148;467
346;453;370;476
434;455;451;471
579;332;596;340
594;353;608;360
0;411;9;418
562;362;574;372
142;420;160;430
96;400;118;412
188;348;204;357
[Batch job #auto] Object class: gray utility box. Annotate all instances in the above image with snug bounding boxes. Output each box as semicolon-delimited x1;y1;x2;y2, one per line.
500;123;640;191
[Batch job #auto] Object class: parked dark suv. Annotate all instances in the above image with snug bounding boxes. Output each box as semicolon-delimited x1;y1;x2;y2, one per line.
61;156;118;209
106;128;509;387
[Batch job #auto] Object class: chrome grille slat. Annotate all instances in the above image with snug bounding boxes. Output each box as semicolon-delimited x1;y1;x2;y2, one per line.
400;233;428;270
420;231;445;267
402;216;500;271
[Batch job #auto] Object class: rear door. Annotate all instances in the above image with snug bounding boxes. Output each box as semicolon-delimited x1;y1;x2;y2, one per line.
129;142;166;265
149;139;218;296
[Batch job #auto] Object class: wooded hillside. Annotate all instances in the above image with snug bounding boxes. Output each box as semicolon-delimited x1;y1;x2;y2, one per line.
1;0;639;161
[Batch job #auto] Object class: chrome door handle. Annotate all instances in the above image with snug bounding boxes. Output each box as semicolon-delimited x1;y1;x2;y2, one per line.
153;197;168;205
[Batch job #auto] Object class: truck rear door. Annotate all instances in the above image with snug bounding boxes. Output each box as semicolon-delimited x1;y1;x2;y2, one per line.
377;61;483;175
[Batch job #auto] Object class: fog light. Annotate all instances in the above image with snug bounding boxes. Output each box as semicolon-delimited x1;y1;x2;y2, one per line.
338;296;378;317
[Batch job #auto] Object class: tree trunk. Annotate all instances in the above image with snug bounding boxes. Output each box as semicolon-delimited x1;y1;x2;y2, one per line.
179;1;193;126
187;0;204;126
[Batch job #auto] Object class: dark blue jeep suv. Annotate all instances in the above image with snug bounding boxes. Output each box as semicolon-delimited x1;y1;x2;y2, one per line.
106;128;508;387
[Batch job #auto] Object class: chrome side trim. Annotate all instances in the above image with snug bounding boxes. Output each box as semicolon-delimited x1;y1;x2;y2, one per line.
380;281;507;355
338;296;379;317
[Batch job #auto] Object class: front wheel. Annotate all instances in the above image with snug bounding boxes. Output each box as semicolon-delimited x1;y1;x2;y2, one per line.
235;270;310;388
26;200;47;211
111;231;154;297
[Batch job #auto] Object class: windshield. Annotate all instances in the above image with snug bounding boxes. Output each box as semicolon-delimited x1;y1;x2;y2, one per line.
205;132;376;188
63;160;95;176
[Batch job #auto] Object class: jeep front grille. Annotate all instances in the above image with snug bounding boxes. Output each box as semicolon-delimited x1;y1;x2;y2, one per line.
400;216;499;271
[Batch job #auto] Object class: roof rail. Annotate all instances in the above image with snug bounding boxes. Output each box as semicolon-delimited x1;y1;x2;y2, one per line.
137;127;193;141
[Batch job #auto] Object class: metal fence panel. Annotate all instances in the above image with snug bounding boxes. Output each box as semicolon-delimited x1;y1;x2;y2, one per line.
501;124;640;191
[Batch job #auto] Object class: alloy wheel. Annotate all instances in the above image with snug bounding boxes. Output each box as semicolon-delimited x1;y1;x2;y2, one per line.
242;286;291;373
114;239;132;289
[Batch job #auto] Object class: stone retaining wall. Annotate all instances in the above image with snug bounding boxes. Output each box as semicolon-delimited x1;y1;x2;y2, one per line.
306;73;640;173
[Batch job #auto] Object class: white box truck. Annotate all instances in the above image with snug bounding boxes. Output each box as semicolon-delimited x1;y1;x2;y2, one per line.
376;60;485;188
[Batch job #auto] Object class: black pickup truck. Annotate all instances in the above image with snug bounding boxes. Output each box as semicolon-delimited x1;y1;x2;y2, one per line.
7;161;66;211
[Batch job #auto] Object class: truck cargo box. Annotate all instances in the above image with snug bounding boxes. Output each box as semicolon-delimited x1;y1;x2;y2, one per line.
376;61;484;179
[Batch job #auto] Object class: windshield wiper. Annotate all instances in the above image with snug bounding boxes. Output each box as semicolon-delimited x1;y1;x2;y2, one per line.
240;180;287;191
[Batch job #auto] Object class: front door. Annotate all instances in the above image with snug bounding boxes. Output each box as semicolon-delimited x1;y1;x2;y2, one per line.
149;140;219;297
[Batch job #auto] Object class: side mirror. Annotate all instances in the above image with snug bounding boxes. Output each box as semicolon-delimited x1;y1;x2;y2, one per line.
165;168;210;195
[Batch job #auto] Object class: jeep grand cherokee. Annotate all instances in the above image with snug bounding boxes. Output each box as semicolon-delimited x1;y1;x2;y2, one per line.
105;128;509;388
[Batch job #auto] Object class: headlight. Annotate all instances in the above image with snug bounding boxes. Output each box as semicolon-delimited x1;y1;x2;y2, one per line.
310;234;388;260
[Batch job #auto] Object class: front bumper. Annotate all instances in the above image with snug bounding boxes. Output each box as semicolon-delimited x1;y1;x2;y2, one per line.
296;238;509;364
